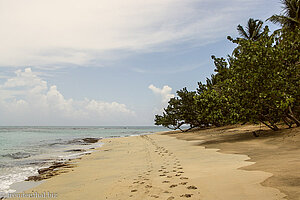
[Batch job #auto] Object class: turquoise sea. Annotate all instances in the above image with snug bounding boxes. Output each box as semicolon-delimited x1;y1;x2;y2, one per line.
0;126;167;197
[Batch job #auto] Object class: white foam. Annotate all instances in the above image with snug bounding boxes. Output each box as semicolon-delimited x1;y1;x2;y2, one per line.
57;150;93;160
0;166;39;197
57;142;103;160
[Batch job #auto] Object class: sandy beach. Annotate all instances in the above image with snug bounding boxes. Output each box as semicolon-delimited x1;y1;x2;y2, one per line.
10;125;300;200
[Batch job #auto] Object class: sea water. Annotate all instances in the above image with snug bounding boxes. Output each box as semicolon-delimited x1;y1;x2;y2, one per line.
0;126;167;197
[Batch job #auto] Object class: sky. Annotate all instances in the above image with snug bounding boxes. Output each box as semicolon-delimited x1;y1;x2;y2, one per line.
0;0;282;126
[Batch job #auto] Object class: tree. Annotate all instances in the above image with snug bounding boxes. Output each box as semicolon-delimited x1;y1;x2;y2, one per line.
154;98;184;130
154;88;200;132
237;18;264;41
155;10;299;132
267;0;300;30
227;26;300;130
195;86;238;127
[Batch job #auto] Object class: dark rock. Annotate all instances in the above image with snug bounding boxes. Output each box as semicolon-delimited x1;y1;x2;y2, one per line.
65;149;85;152
82;138;99;143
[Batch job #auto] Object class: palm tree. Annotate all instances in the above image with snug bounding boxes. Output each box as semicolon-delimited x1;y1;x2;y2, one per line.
267;0;300;30
237;18;264;41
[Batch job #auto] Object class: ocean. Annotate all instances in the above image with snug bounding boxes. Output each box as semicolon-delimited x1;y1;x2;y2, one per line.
0;126;167;197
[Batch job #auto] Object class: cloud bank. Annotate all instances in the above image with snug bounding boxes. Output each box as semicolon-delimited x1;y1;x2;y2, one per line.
0;0;263;68
0;68;135;125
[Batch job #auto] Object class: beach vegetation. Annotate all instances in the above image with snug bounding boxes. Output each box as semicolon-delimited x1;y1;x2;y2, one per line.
267;0;300;30
155;4;300;132
237;18;264;41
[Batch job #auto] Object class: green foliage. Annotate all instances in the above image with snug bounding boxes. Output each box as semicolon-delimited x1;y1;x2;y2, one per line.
226;26;300;130
154;88;200;131
195;87;238;127
237;18;264;41
267;0;300;30
155;18;300;132
154;98;183;130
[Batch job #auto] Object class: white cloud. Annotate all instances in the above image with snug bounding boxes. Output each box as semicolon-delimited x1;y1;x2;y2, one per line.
0;0;264;68
149;84;175;113
0;68;135;125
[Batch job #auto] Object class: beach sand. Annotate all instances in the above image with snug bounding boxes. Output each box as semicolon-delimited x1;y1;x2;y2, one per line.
10;125;299;200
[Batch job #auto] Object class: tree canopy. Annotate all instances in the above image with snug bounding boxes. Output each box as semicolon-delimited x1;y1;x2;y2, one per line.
267;0;300;30
155;12;300;132
237;18;264;41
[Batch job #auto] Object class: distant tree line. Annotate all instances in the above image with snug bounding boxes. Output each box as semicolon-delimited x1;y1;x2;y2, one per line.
155;0;300;131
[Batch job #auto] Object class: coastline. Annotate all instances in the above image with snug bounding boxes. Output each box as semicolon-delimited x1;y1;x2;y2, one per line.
0;126;167;198
8;125;299;199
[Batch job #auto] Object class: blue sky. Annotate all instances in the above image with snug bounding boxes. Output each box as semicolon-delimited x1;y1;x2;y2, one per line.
0;0;282;126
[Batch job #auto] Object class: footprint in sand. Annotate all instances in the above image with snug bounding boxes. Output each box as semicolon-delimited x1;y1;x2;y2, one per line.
180;194;193;198
179;182;187;185
172;170;177;172
178;171;184;174
150;195;159;198
175;173;181;176
131;189;138;192
187;186;197;190
162;180;170;183
169;184;178;188
160;174;166;176
145;185;152;188
163;191;170;194
167;176;172;178
180;177;189;180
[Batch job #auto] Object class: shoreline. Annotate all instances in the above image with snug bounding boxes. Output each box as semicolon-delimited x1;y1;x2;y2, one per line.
3;133;164;198
7;125;300;199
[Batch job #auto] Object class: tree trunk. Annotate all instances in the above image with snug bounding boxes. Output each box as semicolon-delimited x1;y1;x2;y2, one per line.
287;106;300;127
182;126;194;132
283;117;292;128
260;120;279;131
269;122;279;131
259;114;279;131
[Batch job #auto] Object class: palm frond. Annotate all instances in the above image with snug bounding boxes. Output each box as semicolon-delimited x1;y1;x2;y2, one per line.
268;0;300;29
253;20;263;40
237;25;249;39
237;18;263;41
267;15;285;25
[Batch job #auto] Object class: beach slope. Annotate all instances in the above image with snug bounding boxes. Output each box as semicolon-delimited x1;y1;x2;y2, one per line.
12;125;299;200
